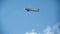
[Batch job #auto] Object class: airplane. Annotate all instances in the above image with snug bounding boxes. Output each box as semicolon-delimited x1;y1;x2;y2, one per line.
24;8;39;12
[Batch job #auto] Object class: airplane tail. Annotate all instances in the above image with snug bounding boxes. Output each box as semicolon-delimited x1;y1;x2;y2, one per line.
37;8;39;12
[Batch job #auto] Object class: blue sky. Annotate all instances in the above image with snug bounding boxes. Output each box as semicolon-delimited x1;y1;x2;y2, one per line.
0;0;60;34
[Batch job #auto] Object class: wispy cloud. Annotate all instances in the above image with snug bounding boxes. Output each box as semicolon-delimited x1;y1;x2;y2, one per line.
53;23;60;34
25;23;60;34
43;23;60;34
43;26;54;34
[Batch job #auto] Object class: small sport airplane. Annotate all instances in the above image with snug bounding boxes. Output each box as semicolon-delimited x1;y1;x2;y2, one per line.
24;8;39;12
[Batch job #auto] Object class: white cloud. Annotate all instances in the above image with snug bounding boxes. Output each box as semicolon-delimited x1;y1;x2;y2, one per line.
25;32;29;34
25;29;38;34
53;23;60;34
25;23;60;34
43;23;60;34
43;26;54;34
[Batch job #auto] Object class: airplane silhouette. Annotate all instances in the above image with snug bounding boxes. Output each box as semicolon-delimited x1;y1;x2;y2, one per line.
24;8;39;12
